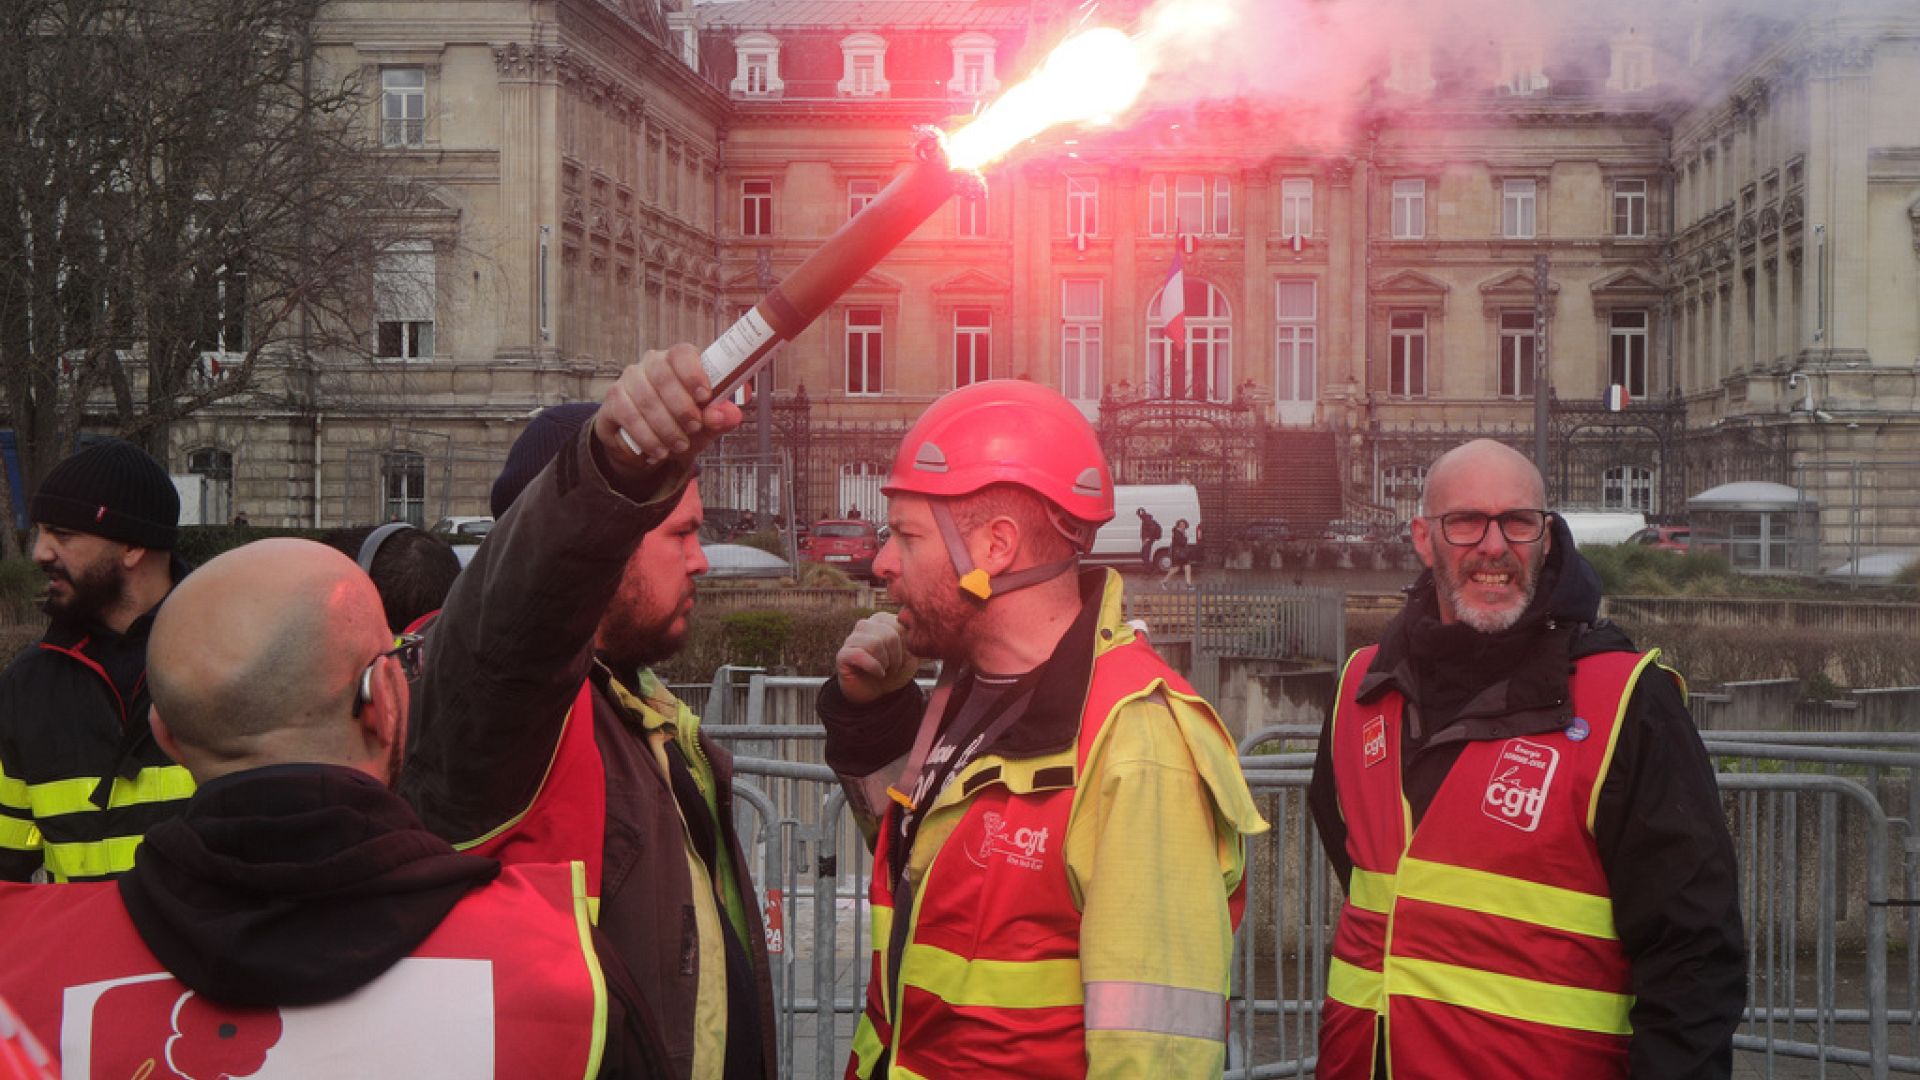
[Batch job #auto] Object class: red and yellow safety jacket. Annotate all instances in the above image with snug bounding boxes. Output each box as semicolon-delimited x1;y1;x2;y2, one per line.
0;861;606;1079
847;573;1266;1079
1320;646;1663;1080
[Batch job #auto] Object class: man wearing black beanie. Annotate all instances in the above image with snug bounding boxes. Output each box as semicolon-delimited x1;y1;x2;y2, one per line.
0;438;194;882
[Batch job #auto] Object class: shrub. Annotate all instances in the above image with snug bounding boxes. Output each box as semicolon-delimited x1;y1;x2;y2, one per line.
718;610;793;668
733;529;787;558
1897;557;1920;588
658;603;875;680
173;525;333;566
0;558;42;607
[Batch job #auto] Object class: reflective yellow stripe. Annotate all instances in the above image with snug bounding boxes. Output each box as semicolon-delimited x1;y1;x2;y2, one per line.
1590;653;1658;832
1328;956;1383;1013
43;834;144;881
1390;955;1634;1036
0;770;28;810
849;1017;885;1078
0;815;40;852
871;901;893;950
570;861;608;1080
1085;981;1224;1041
1348;868;1396;914
27;766;195;816
1397;856;1617;940
900;944;1083;1010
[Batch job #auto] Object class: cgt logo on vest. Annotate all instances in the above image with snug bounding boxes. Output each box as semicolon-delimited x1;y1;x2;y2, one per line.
966;810;1050;872
1481;738;1561;833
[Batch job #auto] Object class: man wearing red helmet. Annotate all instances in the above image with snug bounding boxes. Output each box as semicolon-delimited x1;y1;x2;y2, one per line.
816;379;1267;1079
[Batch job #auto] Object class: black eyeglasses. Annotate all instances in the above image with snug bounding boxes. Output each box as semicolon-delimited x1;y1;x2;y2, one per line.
354;633;423;716
1424;510;1550;547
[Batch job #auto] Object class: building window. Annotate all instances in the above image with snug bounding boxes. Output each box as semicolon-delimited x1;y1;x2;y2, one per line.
1382;464;1427;519
1148;279;1232;402
1498;43;1548;95
954;308;991;387
1607;40;1655;92
1389;311;1427;397
956;190;987;237
1151;175;1230;237
742;180;772;236
731;33;783;97
949;32;999;97
1274;280;1316;404
1499;311;1536;398
846;307;882;396
382;451;427;526
195;261;247;358
374;240;434;360
1067;177;1098;239
380;68;425;148
186;447;234;526
848;179;880;221
1603;465;1654;512
1610;309;1649;399
1613;179;1647;238
1061;279;1103;404
1281;179;1313;240
1391;179;1425;239
838;33;889;97
1502;179;1537;238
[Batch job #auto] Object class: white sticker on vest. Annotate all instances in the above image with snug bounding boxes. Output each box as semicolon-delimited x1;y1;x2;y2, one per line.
61;959;495;1077
1482;737;1560;833
965;809;1050;872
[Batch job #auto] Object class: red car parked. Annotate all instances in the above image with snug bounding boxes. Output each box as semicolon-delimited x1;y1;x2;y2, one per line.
800;518;881;579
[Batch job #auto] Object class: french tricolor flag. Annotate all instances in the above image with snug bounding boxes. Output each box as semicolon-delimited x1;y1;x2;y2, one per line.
1152;248;1186;360
1605;384;1630;411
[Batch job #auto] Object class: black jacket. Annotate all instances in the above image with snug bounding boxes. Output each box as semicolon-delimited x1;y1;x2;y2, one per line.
119;763;667;1077
1309;517;1746;1079
0;556;192;882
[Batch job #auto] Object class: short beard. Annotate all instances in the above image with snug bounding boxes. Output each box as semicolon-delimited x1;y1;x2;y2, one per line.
1434;558;1539;634
595;607;683;674
42;559;125;624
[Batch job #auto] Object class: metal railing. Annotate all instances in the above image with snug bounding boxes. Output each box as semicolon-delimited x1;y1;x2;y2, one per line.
709;685;1913;1078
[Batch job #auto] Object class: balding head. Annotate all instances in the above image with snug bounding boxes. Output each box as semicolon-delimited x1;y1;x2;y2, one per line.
1421;439;1546;518
148;539;406;783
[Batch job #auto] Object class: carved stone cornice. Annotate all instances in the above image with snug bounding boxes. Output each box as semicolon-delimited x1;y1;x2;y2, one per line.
1801;39;1874;77
493;42;565;81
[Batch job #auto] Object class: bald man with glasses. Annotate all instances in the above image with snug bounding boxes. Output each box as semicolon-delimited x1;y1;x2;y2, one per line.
0;540;666;1076
1309;440;1744;1080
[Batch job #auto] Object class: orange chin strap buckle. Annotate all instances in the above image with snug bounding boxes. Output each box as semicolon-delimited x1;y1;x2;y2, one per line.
958;568;993;601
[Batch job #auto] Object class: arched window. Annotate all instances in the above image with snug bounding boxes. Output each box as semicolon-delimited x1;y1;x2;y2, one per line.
1602;465;1654;513
1146;279;1232;403
838;33;889;97
730;32;783;97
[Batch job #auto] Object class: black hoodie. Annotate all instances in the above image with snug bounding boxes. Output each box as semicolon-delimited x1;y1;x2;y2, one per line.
117;764;500;1006
1309;516;1746;1080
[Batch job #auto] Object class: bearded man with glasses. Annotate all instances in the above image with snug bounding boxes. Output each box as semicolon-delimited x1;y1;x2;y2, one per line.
1309;439;1745;1080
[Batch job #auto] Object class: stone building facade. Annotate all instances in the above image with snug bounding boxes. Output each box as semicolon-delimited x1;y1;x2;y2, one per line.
40;0;1915;568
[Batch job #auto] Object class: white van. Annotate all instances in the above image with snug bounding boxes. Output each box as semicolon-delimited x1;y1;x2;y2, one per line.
1087;484;1203;571
1556;510;1647;547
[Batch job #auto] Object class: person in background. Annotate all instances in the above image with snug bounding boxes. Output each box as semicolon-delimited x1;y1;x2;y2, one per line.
402;363;778;1080
322;522;462;635
1309;439;1744;1079
0;439;192;882
1160;517;1193;590
816;380;1266;1077
0;539;663;1075
1136;506;1161;572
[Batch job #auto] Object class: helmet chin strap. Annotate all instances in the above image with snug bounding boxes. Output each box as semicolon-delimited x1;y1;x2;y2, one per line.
929;501;1078;603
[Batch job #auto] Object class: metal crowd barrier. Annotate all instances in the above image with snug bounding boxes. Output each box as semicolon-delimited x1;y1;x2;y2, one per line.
709;687;1915;1079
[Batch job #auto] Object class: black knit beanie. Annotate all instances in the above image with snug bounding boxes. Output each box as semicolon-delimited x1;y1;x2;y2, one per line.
30;439;180;550
490;403;599;518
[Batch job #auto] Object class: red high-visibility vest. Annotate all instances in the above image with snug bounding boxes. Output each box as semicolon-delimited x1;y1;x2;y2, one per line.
1320;646;1659;1080
848;639;1247;1079
460;681;607;907
0;861;605;1079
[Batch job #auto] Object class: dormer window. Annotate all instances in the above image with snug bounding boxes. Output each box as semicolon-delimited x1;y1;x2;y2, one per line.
1498;43;1548;95
731;33;783;98
839;33;890;97
949;32;1000;97
1607;37;1656;92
